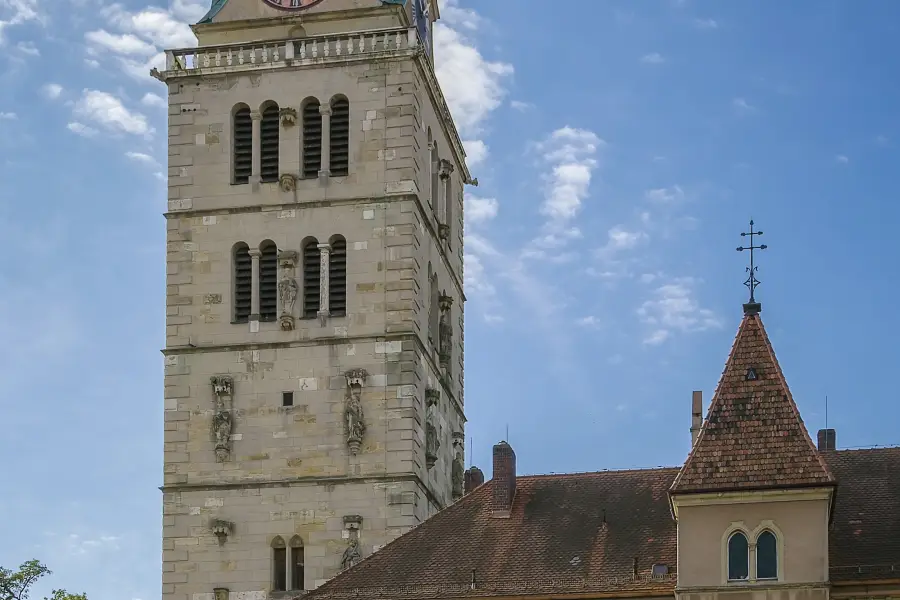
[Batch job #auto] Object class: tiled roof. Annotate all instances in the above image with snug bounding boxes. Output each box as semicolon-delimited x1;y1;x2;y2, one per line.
309;468;680;599
670;312;835;494
823;447;900;583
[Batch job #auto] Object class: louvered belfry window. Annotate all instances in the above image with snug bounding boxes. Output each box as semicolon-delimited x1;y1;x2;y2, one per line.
233;106;252;184
329;237;347;317
260;104;280;183
302;240;320;319
330;97;349;177
259;242;278;321
233;244;252;323
302;100;322;179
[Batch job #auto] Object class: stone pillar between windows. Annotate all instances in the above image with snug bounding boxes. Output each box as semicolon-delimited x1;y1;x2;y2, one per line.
249;248;262;332
317;243;331;326
250;110;262;189
318;104;332;182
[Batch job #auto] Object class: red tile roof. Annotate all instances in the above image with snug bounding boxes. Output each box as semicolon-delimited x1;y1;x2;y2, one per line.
670;312;835;494
309;468;680;599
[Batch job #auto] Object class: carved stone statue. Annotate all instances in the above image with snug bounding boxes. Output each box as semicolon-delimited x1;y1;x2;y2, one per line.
279;173;296;192
425;420;440;469
340;536;362;571
451;432;464;499
210;375;234;462
278;277;298;331
438;293;454;366
344;369;367;455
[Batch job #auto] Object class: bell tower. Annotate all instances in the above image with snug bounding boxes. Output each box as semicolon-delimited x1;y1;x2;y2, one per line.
154;0;469;597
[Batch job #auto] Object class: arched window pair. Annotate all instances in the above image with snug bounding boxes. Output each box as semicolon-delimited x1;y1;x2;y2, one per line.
232;102;280;185
302;96;349;179
727;529;778;581
233;241;278;323
301;236;347;318
271;535;304;592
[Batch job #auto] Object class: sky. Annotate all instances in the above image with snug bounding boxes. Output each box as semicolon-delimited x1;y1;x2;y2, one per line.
2;0;900;598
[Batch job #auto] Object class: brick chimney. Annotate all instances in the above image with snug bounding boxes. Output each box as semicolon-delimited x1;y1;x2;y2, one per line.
690;391;703;446
491;441;516;518
817;428;836;451
464;466;485;495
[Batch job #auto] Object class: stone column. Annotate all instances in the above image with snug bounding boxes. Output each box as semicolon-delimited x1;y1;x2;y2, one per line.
249;248;262;331
317;243;331;325
250;110;262;188
318;103;332;181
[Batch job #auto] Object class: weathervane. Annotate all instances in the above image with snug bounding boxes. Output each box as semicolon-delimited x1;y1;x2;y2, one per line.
736;219;767;314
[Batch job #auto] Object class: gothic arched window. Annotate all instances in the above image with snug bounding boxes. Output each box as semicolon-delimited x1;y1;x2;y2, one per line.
271;536;287;592
727;531;749;581
289;535;304;590
756;530;778;579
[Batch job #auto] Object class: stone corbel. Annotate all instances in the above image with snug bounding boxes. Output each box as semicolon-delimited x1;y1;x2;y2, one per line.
438;223;450;241
343;514;363;531
279;173;296;192
344;369;367;456
210;375;234;462
214;588;229;600
425;387;440;408
438;158;455;180
210;518;234;545
279;106;297;127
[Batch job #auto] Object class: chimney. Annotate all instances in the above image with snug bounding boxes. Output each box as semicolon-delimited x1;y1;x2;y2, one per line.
817;428;836;451
690;391;703;446
491;441;516;518
464;466;485;495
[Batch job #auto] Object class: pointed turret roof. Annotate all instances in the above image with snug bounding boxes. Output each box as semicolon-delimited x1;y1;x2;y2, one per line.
670;310;835;494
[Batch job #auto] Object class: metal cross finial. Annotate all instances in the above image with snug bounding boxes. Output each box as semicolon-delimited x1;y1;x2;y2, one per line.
736;219;767;305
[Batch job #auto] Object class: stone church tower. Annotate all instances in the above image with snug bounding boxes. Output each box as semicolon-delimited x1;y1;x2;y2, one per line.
153;0;470;597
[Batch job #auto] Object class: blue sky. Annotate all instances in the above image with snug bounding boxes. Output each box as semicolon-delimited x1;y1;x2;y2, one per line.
2;0;900;598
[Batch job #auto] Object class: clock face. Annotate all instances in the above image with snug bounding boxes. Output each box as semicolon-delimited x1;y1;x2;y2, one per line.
261;0;324;11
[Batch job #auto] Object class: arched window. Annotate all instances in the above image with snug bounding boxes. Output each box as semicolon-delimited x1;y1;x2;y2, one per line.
233;243;251;323
232;105;252;184
289;535;304;590
302;239;320;319
260;102;280;183
329;236;347;317
302;98;322;179
271;536;287;592
727;531;749;581
330;96;349;177
756;530;778;580
430;141;439;209
259;241;278;321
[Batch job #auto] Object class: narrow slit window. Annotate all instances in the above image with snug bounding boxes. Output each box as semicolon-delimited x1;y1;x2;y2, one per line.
233;106;252;184
282;391;294;407
303;240;320;319
330;97;349;177
290;536;304;591
727;531;749;581
259;242;278;321
260;104;280;183
233;244;252;323
756;531;778;580
329;237;347;317
302;100;322;179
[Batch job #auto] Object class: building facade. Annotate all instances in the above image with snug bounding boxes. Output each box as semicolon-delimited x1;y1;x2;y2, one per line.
155;0;471;597
309;302;900;600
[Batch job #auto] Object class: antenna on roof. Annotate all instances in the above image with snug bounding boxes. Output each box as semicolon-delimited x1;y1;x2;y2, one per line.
469;436;473;468
505;423;509;442
825;395;828;429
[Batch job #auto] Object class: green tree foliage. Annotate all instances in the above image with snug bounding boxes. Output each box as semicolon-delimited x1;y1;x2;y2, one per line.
0;560;87;600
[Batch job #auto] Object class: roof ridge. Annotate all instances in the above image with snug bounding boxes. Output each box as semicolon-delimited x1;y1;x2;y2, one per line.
520;466;680;479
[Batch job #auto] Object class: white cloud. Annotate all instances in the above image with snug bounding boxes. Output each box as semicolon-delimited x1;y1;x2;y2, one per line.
835;154;849;164
732;97;756;114
465;194;498;225
536;127;603;222
641;53;665;64
694;18;718;29
125;151;158;165
637;278;721;344
67;122;98;137
140;92;167;108
73;89;152;137
41;83;62;99
644;185;684;203
0;111;16;120
462;139;487;167
605;225;647;251
510;100;533;112
15;40;38;55
438;0;481;31
0;0;43;44
85;29;158;55
101;4;199;48
577;315;601;328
